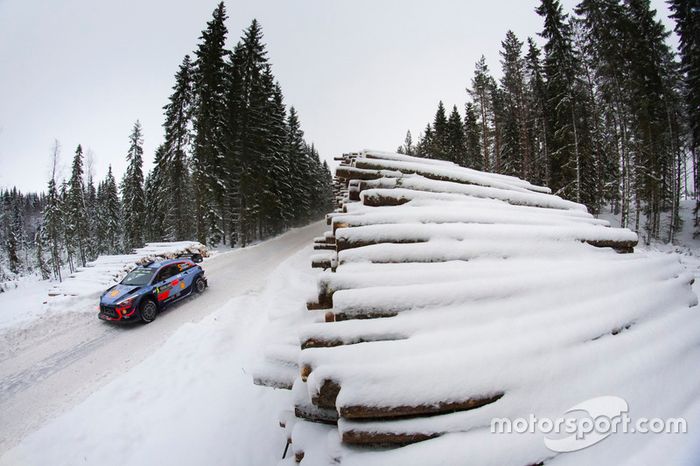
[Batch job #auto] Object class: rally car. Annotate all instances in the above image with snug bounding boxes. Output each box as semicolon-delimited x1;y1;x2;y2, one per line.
98;255;207;323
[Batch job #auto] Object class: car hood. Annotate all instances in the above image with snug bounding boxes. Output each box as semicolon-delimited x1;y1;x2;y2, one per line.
101;284;142;305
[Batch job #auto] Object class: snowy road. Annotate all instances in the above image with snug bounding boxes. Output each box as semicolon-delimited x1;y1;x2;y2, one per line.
0;221;325;457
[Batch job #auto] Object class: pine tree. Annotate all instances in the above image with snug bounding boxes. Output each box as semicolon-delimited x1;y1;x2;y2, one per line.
524;38;550;185
1;192;20;274
669;0;700;227
35;226;50;280
84;167;98;261
431;101;449;159
416;124;434;156
121;121;146;251
468;56;496;171
161;55;194;241
402;130;415;155
318;160;335;214
10;189;27;271
669;0;700;150
574;0;628;217
286;107;312;226
536;0;596;208
191;2;228;246
102;166;122;253
446;105;466;165
266;79;292;233
464;103;482;170
144;145;167;241
228;19;280;243
623;0;684;239
499;31;531;178
43;142;64;280
65;145;90;267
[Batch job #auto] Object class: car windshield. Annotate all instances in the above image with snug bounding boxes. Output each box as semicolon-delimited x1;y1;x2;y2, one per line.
120;267;156;286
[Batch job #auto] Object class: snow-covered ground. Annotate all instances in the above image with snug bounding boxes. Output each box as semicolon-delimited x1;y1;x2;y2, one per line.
0;222;325;463
600;199;700;289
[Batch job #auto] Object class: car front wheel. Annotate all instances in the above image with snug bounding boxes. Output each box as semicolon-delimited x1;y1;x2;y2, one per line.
140;299;158;323
194;277;207;293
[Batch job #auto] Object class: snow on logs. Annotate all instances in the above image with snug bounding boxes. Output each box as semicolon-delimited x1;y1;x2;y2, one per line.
253;150;700;465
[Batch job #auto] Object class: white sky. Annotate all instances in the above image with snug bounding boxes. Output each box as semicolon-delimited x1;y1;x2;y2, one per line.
0;0;675;192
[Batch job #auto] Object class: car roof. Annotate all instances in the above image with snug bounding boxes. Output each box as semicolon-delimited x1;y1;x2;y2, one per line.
144;258;193;269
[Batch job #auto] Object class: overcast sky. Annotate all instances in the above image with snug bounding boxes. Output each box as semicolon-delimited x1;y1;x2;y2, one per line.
0;0;675;192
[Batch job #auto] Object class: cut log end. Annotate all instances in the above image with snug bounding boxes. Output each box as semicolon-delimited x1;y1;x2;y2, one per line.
312;379;342;409
300;365;312;382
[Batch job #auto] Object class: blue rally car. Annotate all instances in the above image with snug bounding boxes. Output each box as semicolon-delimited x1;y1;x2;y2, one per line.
99;255;207;323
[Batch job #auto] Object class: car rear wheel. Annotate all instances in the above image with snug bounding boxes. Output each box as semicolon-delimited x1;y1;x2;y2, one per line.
140;299;158;323
194;277;206;293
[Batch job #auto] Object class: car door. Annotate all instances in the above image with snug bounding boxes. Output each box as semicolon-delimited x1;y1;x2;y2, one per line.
153;265;179;304
169;262;190;299
174;261;195;293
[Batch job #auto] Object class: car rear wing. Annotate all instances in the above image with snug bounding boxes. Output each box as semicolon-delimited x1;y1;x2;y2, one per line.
177;253;204;263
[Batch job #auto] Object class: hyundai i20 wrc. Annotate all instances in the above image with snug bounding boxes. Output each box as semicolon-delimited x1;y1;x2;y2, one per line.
98;255;207;323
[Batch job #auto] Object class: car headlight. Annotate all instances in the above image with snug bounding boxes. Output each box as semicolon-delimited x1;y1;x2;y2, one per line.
116;297;134;308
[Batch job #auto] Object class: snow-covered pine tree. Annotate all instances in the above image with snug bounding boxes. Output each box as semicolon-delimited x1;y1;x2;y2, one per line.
400;130;415;156
102;166;122;254
121;121;146;251
623;0;682;239
319;160;334;214
464;103;482;170
65;145;90;267
245;61;277;240
306;144;333;219
192;2;228;246
222;41;246;246
536;0;596;209
162;55;194;241
415;124;434;157
468;56;496;172
43;180;63;280
144;145;167;241
227;19;276;243
1;191;20;274
524;37;550;187
669;0;700;149
499;31;531;179
264;77;292;235
430;101;449;160
446;105;466;165
286;107;312;226
34;226;50;280
574;0;627;217
43;144;64;280
669;0;700;230
84;163;98;261
10;189;27;271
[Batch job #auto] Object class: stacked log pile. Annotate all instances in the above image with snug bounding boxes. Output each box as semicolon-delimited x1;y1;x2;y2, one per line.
253;150;700;465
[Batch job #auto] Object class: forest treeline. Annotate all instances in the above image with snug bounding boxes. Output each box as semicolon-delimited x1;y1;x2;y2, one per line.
398;0;699;244
0;3;333;282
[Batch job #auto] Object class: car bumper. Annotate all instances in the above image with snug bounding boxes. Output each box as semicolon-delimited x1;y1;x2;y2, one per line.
98;304;139;322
